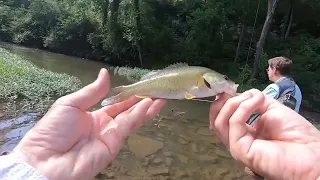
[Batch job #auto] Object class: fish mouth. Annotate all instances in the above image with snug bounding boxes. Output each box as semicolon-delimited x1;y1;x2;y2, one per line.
233;84;239;90
225;83;239;96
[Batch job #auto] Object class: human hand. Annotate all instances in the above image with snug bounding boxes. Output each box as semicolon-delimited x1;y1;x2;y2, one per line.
10;68;166;180
210;89;320;180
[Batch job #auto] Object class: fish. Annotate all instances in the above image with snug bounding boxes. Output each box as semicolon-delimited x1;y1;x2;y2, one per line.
101;63;239;106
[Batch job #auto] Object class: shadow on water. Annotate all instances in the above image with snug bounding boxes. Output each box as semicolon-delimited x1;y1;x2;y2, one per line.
0;42;249;180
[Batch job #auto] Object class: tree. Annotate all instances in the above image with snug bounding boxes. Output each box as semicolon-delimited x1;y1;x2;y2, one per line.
251;0;279;79
133;0;143;67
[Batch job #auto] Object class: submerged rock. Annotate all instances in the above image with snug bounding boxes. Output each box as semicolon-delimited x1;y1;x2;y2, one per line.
214;168;228;178
215;149;231;158
165;157;173;166
174;169;188;178
178;134;191;142
163;151;172;157
128;134;164;158
196;127;212;136
153;158;163;164
198;155;218;163
178;154;188;164
178;138;188;145
147;167;170;176
190;143;198;153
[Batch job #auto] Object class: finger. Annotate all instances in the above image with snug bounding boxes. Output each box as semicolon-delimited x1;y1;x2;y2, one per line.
133;99;167;130
209;93;232;136
228;89;265;160
55;68;110;111
115;98;166;120
210;93;232;120
116;98;154;137
97;99;162;165
97;96;141;118
98;98;154;159
145;99;167;121
213;91;253;147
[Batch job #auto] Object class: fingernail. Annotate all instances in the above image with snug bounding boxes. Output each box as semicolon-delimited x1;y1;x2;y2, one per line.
103;128;115;136
98;68;104;77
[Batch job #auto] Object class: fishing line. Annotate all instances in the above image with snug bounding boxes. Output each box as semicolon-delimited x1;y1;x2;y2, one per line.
241;0;261;85
190;98;213;103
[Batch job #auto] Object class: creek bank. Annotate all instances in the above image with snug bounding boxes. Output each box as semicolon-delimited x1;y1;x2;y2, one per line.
0;47;82;118
0;48;82;152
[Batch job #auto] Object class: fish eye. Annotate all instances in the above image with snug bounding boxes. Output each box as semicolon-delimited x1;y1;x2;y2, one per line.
223;75;229;80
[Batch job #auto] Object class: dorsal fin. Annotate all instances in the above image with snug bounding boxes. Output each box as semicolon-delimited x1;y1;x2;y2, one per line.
140;70;160;80
163;62;189;70
140;62;189;81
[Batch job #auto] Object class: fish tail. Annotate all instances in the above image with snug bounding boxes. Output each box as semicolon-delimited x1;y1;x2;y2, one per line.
109;86;126;96
101;93;129;106
101;86;130;106
100;94;120;106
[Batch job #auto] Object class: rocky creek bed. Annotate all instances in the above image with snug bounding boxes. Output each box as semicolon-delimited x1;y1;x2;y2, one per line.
92;114;248;180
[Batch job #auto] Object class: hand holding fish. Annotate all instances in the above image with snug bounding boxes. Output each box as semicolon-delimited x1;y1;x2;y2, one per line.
210;89;320;180
8;68;166;180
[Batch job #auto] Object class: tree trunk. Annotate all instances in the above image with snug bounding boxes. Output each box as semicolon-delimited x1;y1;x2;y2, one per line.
251;0;279;79
234;24;246;63
285;0;294;39
134;0;143;67
110;0;120;23
102;0;109;26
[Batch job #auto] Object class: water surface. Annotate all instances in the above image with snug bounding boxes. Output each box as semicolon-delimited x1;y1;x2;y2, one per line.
0;42;248;180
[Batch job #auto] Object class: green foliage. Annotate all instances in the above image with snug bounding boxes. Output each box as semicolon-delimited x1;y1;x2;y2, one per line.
0;48;82;117
184;1;229;65
44;14;98;57
113;66;151;82
0;6;13;42
9;0;61;46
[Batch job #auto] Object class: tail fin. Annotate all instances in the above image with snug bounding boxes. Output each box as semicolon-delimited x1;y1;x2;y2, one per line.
109;86;125;96
101;86;128;106
101;94;123;106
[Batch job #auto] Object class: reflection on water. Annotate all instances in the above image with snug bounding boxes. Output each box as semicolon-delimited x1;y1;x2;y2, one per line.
0;42;249;180
0;113;40;153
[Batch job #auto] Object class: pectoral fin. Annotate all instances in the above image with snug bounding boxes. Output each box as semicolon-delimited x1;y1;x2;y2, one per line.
197;77;211;89
197;78;205;88
135;95;150;99
185;92;196;99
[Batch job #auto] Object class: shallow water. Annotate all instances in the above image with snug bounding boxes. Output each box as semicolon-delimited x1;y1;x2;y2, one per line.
0;42;249;180
0;113;40;153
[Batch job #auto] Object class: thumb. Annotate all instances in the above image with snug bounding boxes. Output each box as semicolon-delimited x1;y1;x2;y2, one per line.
55;68;110;111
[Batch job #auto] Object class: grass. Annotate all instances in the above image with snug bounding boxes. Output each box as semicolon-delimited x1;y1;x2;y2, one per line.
0;47;82;118
113;66;151;82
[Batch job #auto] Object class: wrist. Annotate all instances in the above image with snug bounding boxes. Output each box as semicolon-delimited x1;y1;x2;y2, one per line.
0;151;48;180
11;148;41;171
11;147;49;179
